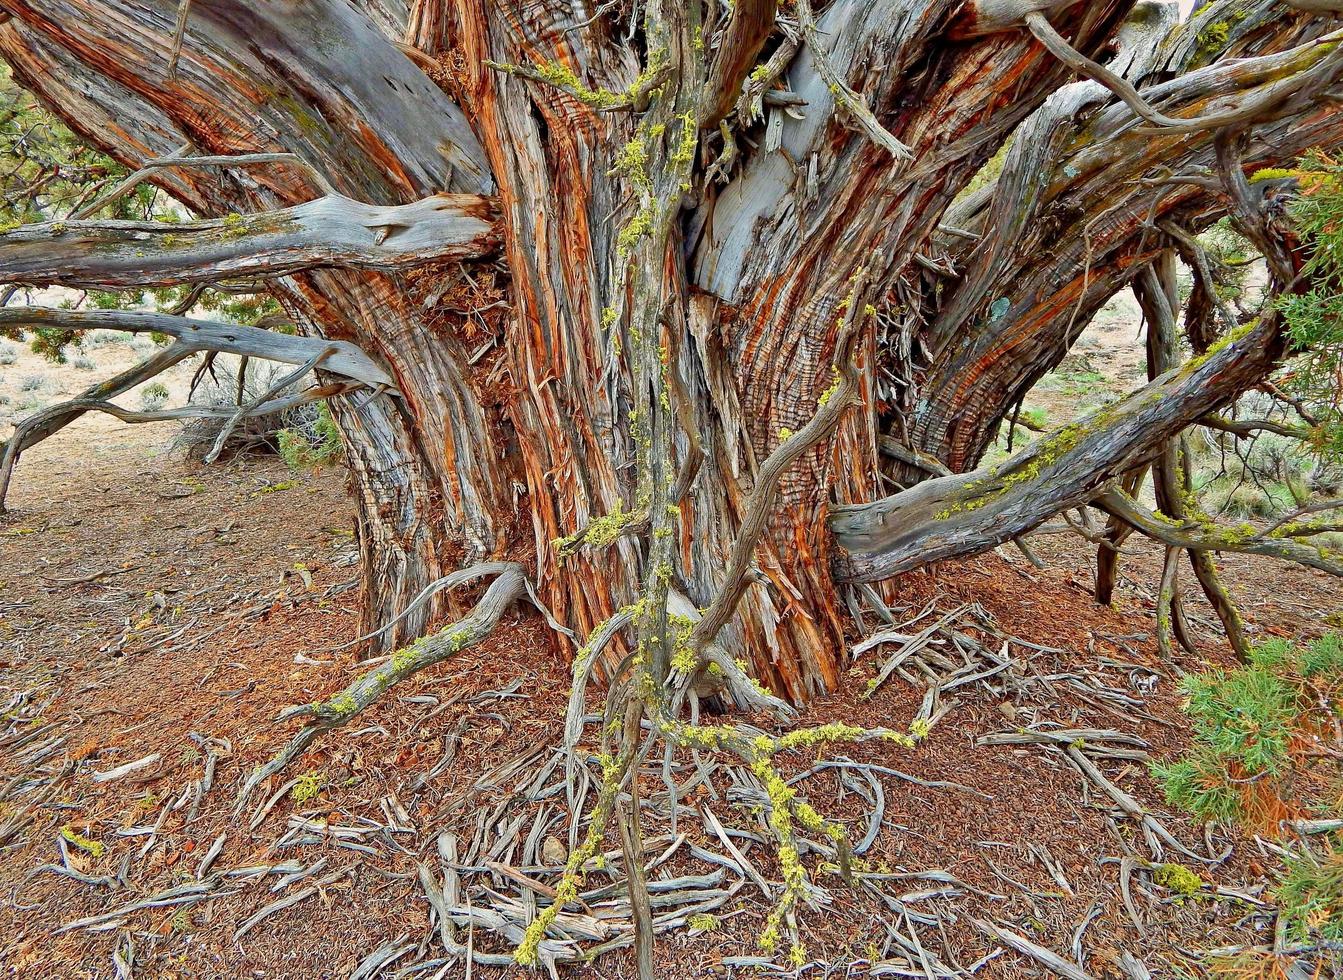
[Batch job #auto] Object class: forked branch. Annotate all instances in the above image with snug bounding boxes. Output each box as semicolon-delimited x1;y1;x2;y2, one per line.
1024;13;1343;136
1095;489;1343;579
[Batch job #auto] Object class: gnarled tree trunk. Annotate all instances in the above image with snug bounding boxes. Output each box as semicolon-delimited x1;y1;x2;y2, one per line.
0;0;1339;701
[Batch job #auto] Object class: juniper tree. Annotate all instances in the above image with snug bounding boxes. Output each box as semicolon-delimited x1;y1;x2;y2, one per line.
7;0;1343;969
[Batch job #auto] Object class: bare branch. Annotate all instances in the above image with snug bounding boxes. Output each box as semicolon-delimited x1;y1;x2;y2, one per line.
0;193;499;289
691;265;875;654
0;342;195;510
0;308;396;388
1025;13;1343;135
241;563;537;801
1095;489;1343;578
74;149;338;217
166;0;192;76
794;0;911;161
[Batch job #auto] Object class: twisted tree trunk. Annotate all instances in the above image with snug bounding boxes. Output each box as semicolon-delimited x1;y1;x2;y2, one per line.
0;0;1338;701
902;0;1337;476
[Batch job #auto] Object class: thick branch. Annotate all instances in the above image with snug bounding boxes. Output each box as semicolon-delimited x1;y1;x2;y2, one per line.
832;316;1285;582
0;193;498;289
0;308;395;388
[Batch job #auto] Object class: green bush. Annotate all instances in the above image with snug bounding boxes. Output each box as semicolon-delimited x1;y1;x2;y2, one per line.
139;380;170;411
1154;634;1343;953
276;401;343;470
1277;844;1343;944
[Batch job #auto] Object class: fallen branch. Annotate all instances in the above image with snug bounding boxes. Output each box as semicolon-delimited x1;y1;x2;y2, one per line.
239;563;539;801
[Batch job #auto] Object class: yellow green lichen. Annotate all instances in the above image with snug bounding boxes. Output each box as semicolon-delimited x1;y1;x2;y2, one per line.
532;60;626;109
290;771;324;806
1250;168;1299;183
326;692;358;714
816;366;843;407
1155;862;1203;896
60;826;104;857
220;213;248;239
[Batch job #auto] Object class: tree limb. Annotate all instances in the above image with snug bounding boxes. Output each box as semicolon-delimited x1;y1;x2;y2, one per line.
0;193;499;289
832;315;1286;582
0;308;396;388
1024;13;1343;135
1094;490;1343;578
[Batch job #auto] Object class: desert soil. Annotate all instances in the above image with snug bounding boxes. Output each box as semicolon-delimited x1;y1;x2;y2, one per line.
0;327;1339;979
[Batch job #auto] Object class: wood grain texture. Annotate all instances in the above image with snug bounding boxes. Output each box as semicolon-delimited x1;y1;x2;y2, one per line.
0;193;499;288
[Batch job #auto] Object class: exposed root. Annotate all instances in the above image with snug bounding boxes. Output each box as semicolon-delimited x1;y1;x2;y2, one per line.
239;563;542;803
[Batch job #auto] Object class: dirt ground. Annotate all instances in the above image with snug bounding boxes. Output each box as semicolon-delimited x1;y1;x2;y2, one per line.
1;332;1340;979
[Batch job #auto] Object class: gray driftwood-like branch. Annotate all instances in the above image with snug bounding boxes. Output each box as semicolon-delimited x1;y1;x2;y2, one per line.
1025;13;1343;135
0;342;195;510
831;315;1286;582
0;309;396;511
0;308;395;388
0;193;499;289
1094;490;1343;579
240;562;535;801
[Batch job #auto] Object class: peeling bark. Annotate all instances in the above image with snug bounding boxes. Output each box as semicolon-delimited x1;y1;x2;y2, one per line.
907;0;1337;475
1;0;1335;700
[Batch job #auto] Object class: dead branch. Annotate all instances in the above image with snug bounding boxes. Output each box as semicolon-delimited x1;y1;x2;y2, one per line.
0;308;395;387
1094;489;1343;578
239;563;540;801
794;0;911;161
689;265;874;655
0;341;194;510
1025;14;1343;135
75;150;337;217
0;193;499;289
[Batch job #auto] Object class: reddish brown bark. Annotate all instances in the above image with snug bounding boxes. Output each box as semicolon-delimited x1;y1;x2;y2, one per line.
0;0;1334;700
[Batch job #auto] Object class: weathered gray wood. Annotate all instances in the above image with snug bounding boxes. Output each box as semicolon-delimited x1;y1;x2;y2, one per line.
0;343;195;510
0;308;395;388
831;316;1287;581
910;5;1340;474
0;193;498;288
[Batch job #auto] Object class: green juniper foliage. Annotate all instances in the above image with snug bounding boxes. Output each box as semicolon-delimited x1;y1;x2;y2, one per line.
1153;635;1342;824
1278;151;1343;460
1277;842;1343;944
277;402;344;470
1154;634;1343;948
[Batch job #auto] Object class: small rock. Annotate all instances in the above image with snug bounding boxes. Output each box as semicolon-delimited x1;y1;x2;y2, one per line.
541;835;567;866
